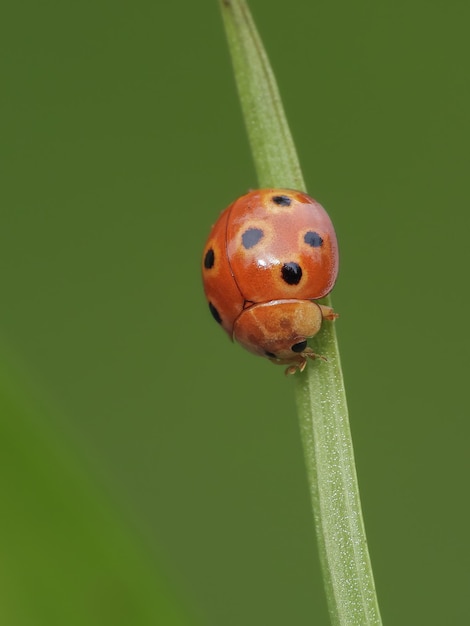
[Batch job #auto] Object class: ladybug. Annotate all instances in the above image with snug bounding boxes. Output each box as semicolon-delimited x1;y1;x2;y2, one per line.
202;189;339;374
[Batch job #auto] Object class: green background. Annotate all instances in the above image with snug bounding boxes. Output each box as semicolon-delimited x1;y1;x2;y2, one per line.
2;0;469;624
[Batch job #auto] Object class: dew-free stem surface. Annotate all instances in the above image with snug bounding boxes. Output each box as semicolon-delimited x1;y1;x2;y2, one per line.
219;1;382;623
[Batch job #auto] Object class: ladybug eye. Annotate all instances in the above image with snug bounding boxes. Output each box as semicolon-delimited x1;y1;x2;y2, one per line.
291;340;307;353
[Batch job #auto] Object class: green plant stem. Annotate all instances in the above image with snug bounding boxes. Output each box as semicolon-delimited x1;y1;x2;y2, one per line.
219;0;304;191
219;1;382;624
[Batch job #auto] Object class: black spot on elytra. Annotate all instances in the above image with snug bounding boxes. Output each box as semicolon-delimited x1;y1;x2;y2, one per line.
291;340;307;353
272;195;292;206
281;262;302;285
209;302;222;324
242;228;263;249
204;248;215;269
265;350;277;359
304;231;323;248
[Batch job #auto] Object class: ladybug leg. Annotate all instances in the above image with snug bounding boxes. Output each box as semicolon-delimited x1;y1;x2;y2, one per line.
304;347;327;366
285;360;306;376
319;304;339;321
284;349;327;375
268;353;307;375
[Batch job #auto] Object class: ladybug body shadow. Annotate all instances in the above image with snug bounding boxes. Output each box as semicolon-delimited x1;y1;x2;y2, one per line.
202;189;339;374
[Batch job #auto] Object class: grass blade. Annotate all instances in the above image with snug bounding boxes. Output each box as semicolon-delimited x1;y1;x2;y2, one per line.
219;0;304;190
219;1;382;623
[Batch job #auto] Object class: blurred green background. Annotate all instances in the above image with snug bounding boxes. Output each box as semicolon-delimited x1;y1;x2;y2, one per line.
1;0;469;624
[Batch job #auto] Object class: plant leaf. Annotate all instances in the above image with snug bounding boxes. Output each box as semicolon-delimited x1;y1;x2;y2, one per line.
219;1;382;623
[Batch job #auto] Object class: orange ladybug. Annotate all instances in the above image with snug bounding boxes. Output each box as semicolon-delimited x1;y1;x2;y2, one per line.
202;189;339;374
